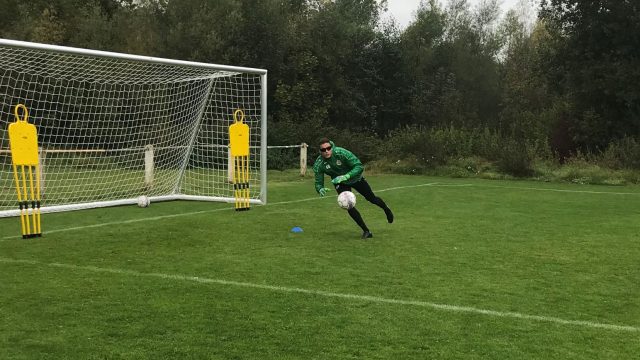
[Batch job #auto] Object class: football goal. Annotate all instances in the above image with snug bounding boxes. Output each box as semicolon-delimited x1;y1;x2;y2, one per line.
0;38;267;217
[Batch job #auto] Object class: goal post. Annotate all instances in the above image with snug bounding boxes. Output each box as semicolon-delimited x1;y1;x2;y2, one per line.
0;38;268;218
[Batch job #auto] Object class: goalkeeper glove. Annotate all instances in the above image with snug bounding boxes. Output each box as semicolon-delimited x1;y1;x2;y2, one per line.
318;188;330;197
331;174;350;185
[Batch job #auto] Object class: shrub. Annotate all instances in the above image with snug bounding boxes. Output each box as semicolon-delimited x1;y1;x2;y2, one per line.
267;147;300;170
601;137;640;169
325;129;382;164
495;138;534;177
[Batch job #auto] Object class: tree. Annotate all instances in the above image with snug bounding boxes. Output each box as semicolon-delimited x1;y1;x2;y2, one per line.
540;0;640;150
400;0;503;129
499;13;551;138
303;0;385;130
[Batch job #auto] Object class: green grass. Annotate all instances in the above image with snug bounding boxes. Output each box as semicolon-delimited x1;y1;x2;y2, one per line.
1;172;639;359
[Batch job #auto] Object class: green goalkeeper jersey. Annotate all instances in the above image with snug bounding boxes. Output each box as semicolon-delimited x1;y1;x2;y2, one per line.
313;141;364;193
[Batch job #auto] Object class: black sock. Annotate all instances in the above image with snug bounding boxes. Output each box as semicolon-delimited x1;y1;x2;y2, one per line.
373;197;393;223
372;196;386;209
347;207;369;232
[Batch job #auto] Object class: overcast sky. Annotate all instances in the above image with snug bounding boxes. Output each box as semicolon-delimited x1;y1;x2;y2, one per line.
380;0;535;29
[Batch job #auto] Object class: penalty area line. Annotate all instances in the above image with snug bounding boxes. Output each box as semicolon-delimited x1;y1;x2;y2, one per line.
1;207;234;241
376;182;471;192
470;184;640;196
0;257;638;333
0;196;327;240
2;181;637;240
1;183;441;240
377;181;640;196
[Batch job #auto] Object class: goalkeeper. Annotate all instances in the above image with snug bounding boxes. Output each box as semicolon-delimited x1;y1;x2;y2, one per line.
313;138;394;239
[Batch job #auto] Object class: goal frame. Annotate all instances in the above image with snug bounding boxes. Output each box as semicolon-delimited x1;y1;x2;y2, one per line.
0;38;268;217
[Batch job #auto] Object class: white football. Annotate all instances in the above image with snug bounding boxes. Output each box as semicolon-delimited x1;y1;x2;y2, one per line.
337;191;356;210
137;195;150;208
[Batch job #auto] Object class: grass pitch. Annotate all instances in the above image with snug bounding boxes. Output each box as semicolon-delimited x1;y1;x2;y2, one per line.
1;172;639;359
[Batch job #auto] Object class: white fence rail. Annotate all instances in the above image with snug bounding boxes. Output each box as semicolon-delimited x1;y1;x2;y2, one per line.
0;142;310;195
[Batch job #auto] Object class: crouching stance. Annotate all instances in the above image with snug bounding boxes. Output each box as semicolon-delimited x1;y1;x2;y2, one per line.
313;138;394;239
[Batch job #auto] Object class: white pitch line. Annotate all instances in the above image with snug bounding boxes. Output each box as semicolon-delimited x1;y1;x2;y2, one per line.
3;181;639;240
0;257;637;333
379;181;640;195
2;207;234;240
470;184;640;196
376;182;472;192
0;197;324;240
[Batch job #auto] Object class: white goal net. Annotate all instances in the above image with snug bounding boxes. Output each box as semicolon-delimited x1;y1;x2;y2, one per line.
0;39;267;217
